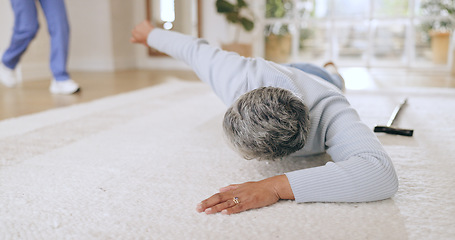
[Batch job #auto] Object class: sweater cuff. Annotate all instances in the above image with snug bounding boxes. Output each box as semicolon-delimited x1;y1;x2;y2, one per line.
285;162;346;203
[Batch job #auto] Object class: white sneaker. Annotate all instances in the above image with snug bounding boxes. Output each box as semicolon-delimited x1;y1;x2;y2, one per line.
0;64;17;88
49;79;81;94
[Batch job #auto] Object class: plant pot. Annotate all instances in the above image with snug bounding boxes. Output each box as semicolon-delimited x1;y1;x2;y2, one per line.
221;43;252;58
265;33;292;63
452;50;455;76
430;30;450;64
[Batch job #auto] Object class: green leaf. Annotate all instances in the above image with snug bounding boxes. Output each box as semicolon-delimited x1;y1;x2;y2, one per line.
216;0;235;13
215;0;255;32
240;17;254;31
237;0;248;8
226;12;240;23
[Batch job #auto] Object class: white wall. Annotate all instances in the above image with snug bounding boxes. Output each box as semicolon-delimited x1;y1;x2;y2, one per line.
110;0;137;70
66;0;114;71
0;0;13;50
67;0;138;71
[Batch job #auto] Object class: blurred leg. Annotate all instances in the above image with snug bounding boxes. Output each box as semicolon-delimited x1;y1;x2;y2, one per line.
285;63;344;90
1;0;39;70
39;0;70;81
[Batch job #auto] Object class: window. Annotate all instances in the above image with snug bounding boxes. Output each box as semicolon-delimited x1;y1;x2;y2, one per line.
260;0;454;69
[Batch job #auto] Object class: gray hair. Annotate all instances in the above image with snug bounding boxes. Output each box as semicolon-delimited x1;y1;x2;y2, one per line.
223;87;310;160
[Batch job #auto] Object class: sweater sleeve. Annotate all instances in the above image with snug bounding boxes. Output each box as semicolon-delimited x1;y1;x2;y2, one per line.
285;96;399;202
147;29;257;105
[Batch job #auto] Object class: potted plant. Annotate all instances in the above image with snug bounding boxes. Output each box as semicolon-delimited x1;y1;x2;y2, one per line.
216;0;255;57
264;0;293;63
265;23;292;63
420;0;455;64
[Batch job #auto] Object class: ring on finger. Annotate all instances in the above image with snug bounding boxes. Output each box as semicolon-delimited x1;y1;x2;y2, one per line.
233;197;240;204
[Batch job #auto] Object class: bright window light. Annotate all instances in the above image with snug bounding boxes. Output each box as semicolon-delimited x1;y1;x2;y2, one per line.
160;0;175;22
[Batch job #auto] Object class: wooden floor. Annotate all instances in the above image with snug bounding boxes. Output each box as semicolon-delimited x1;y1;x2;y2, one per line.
1;68;454;121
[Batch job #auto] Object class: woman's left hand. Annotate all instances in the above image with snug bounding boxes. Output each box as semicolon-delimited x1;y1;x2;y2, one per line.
130;20;155;46
196;175;294;215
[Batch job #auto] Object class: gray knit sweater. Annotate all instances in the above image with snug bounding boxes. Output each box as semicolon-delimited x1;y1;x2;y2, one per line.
148;29;398;203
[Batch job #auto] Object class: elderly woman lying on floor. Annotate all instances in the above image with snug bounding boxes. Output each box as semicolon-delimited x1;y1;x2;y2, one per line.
130;20;398;215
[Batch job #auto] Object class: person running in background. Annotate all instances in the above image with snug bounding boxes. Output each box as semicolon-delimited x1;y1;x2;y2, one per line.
0;0;80;94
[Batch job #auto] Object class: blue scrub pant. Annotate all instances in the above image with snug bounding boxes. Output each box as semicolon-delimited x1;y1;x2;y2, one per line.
285;63;344;90
1;0;70;81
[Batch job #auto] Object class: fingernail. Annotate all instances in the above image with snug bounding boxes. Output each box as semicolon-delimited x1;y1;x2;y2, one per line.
221;210;228;215
204;208;212;214
196;203;203;212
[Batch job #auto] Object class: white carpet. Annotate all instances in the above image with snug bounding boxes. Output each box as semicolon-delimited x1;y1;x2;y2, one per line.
1;79;454;240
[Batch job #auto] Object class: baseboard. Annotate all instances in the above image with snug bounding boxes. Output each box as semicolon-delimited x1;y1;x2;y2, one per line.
113;57;137;70
69;57;140;71
68;58;116;71
18;62;52;81
137;57;191;70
